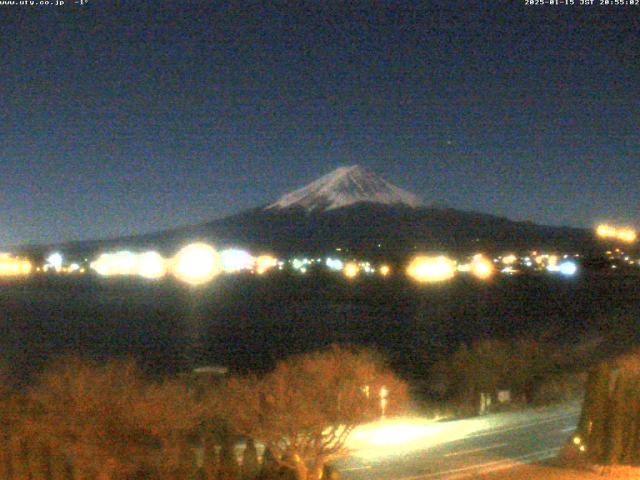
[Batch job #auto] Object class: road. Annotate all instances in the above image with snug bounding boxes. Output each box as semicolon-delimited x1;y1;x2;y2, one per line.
334;403;580;480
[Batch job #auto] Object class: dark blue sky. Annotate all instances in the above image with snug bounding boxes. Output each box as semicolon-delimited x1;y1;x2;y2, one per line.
2;2;639;246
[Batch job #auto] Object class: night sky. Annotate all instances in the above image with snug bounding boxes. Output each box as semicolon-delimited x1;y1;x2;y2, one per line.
2;2;639;246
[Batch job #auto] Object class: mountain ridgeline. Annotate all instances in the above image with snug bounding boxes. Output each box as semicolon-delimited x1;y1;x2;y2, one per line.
19;165;595;258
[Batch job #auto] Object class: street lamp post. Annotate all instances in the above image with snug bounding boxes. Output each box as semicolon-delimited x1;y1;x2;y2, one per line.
380;386;388;418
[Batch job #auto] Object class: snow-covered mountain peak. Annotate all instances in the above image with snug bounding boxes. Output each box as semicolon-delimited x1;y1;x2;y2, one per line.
267;165;423;212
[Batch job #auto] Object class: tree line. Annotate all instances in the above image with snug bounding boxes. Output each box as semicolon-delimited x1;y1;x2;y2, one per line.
430;338;583;414
0;345;408;480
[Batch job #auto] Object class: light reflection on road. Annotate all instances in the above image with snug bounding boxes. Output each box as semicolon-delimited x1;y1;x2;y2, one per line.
337;403;581;480
346;416;492;459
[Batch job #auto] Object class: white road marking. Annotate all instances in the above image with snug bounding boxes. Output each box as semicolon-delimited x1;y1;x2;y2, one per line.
445;448;560;480
560;426;576;433
341;465;372;472
396;447;559;480
444;443;507;457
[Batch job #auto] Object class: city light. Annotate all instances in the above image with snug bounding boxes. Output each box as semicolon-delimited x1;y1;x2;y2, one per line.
220;249;254;273
326;258;344;271
558;260;578;276
32;242;623;286
596;224;637;244
619;228;637;243
91;251;167;279
0;255;32;277
360;262;374;274
597;224;614;238
90;251;138;277
137;251;167;279
45;252;63;272
470;254;495;280
255;254;278;275
406;255;456;283
171;243;221;285
344;262;360;279
502;254;517;265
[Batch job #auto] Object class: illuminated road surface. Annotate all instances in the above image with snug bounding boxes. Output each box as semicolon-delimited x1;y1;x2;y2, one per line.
335;403;580;480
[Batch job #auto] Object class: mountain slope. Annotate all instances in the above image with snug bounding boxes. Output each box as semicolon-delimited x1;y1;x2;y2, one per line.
267;165;423;211
13;166;596;258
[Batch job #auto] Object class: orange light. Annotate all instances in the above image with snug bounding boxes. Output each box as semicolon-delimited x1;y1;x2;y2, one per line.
406;255;456;283
596;224;637;244
344;262;360;279
0;255;32;277
255;255;278;275
502;254;517;265
470;254;494;280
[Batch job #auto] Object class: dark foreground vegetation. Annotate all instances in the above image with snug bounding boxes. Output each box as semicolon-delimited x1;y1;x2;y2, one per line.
0;270;639;477
0;345;407;480
430;337;586;415
574;348;640;467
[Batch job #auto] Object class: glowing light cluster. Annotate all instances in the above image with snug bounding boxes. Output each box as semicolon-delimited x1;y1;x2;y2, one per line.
91;250;167;279
596;224;637;244
326;258;344;271
171;243;221;285
343;262;360;279
45;252;64;272
291;258;311;272
136;251;167;279
502;254;517;265
220;249;254;273
379;264;391;277
91;251;139;277
0;254;32;277
255;255;277;275
360;261;375;274
470;254;495;280
406;255;456;283
91;243;279;284
559;260;578;276
68;263;81;273
547;260;578;276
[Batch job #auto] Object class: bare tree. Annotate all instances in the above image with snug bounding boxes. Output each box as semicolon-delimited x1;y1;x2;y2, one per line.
22;356;153;480
221;345;408;480
132;378;203;479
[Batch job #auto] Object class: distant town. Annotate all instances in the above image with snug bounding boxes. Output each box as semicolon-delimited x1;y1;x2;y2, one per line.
0;222;637;285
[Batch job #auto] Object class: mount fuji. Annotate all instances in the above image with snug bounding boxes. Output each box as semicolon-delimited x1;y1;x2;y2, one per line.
17;165;595;258
267;165;423;212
